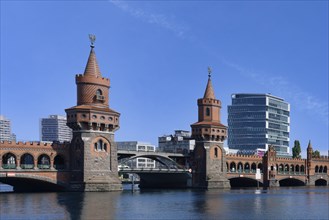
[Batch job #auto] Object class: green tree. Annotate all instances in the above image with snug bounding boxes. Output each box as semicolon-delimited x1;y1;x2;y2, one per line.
312;150;320;158
292;140;301;158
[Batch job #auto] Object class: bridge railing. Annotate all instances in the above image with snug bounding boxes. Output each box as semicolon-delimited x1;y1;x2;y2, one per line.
21;164;34;169
37;165;51;169
2;164;17;169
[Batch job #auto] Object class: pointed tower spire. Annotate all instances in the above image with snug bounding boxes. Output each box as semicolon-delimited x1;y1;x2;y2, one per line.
203;67;216;99
307;140;312;149
84;34;102;77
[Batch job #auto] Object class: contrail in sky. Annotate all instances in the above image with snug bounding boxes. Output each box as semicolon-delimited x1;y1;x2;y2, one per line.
110;1;328;126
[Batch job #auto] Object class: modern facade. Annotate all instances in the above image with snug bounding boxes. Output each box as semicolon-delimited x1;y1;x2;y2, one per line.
0;115;16;141
158;130;195;154
228;93;290;157
40;115;72;142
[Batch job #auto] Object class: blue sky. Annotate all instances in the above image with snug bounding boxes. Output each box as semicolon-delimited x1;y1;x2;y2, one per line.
1;1;328;156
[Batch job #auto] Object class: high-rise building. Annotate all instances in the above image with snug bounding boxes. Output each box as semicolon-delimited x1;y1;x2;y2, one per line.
158;130;195;154
0;115;16;141
228;93;290;157
40;115;72;142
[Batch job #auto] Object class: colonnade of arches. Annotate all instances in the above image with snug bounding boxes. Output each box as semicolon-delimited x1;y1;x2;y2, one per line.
227;161;263;173
314;165;328;174
1;152;66;170
276;163;306;174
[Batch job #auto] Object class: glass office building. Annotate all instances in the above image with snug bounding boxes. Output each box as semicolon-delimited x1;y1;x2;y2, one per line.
228;94;290;157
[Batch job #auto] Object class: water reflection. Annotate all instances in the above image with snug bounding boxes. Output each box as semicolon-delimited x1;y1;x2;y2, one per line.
0;187;328;220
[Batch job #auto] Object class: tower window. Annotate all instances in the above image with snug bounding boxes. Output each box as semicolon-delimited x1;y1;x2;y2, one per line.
214;147;218;158
94;139;108;152
95;89;105;102
206;107;210;116
96;89;102;96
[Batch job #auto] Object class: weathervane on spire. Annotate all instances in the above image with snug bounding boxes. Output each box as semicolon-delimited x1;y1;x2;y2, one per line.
89;34;96;48
208;66;212;78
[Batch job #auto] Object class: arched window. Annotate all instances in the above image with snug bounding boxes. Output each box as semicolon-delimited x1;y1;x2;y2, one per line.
319;166;323;173
244;163;250;173
96;89;102;96
21;153;34;169
54;155;65;170
206;107;210;116
2;153;16;169
258;163;263;172
38;154;50;169
284;164;289;173
230;162;236;172
279;164;284;173
238;162;243;173
315;165;319;173
226;162;229;172
214;147;218;158
290;164;294;173
251;163;257;173
324;166;328;173
301;165;305;173
296;165;300;173
94;139;108;152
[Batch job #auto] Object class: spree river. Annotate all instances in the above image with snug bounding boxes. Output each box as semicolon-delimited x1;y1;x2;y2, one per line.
0;185;328;220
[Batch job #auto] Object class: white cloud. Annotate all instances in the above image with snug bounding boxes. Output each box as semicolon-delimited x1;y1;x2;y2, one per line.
109;1;188;39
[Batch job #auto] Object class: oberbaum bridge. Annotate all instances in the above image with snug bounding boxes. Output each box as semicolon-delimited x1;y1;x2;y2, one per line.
0;38;328;192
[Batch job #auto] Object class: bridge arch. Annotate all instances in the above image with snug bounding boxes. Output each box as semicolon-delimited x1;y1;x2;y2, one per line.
0;174;67;192
229;177;263;187
119;154;183;169
279;178;305;186
315;178;327;186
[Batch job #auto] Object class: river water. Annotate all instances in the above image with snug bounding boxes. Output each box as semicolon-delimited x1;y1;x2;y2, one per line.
0;185;328;220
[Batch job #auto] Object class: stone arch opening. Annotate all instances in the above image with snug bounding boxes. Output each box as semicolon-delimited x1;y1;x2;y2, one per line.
20;153;34;169
37;154;50;169
300;165;305;173
54;155;65;170
229;177;263;188
257;163;263;172
279;178;305;186
290;164;294;173
237;162;243;173
244;162;250;173
278;164;284;173
284;164;289;173
2;153;17;169
319;166;323;173
315;179;327;186
230;162;236;172
296;165;300;173
251;163;257;173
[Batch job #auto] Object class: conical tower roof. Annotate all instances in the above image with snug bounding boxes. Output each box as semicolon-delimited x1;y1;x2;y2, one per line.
203;75;216;99
84;46;102;77
307;140;312;149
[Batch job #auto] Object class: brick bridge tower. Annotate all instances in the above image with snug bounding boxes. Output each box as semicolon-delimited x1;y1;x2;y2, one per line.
65;35;122;191
190;68;230;189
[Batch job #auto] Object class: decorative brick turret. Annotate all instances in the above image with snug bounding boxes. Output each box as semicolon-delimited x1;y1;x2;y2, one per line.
65;35;121;191
191;67;230;189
